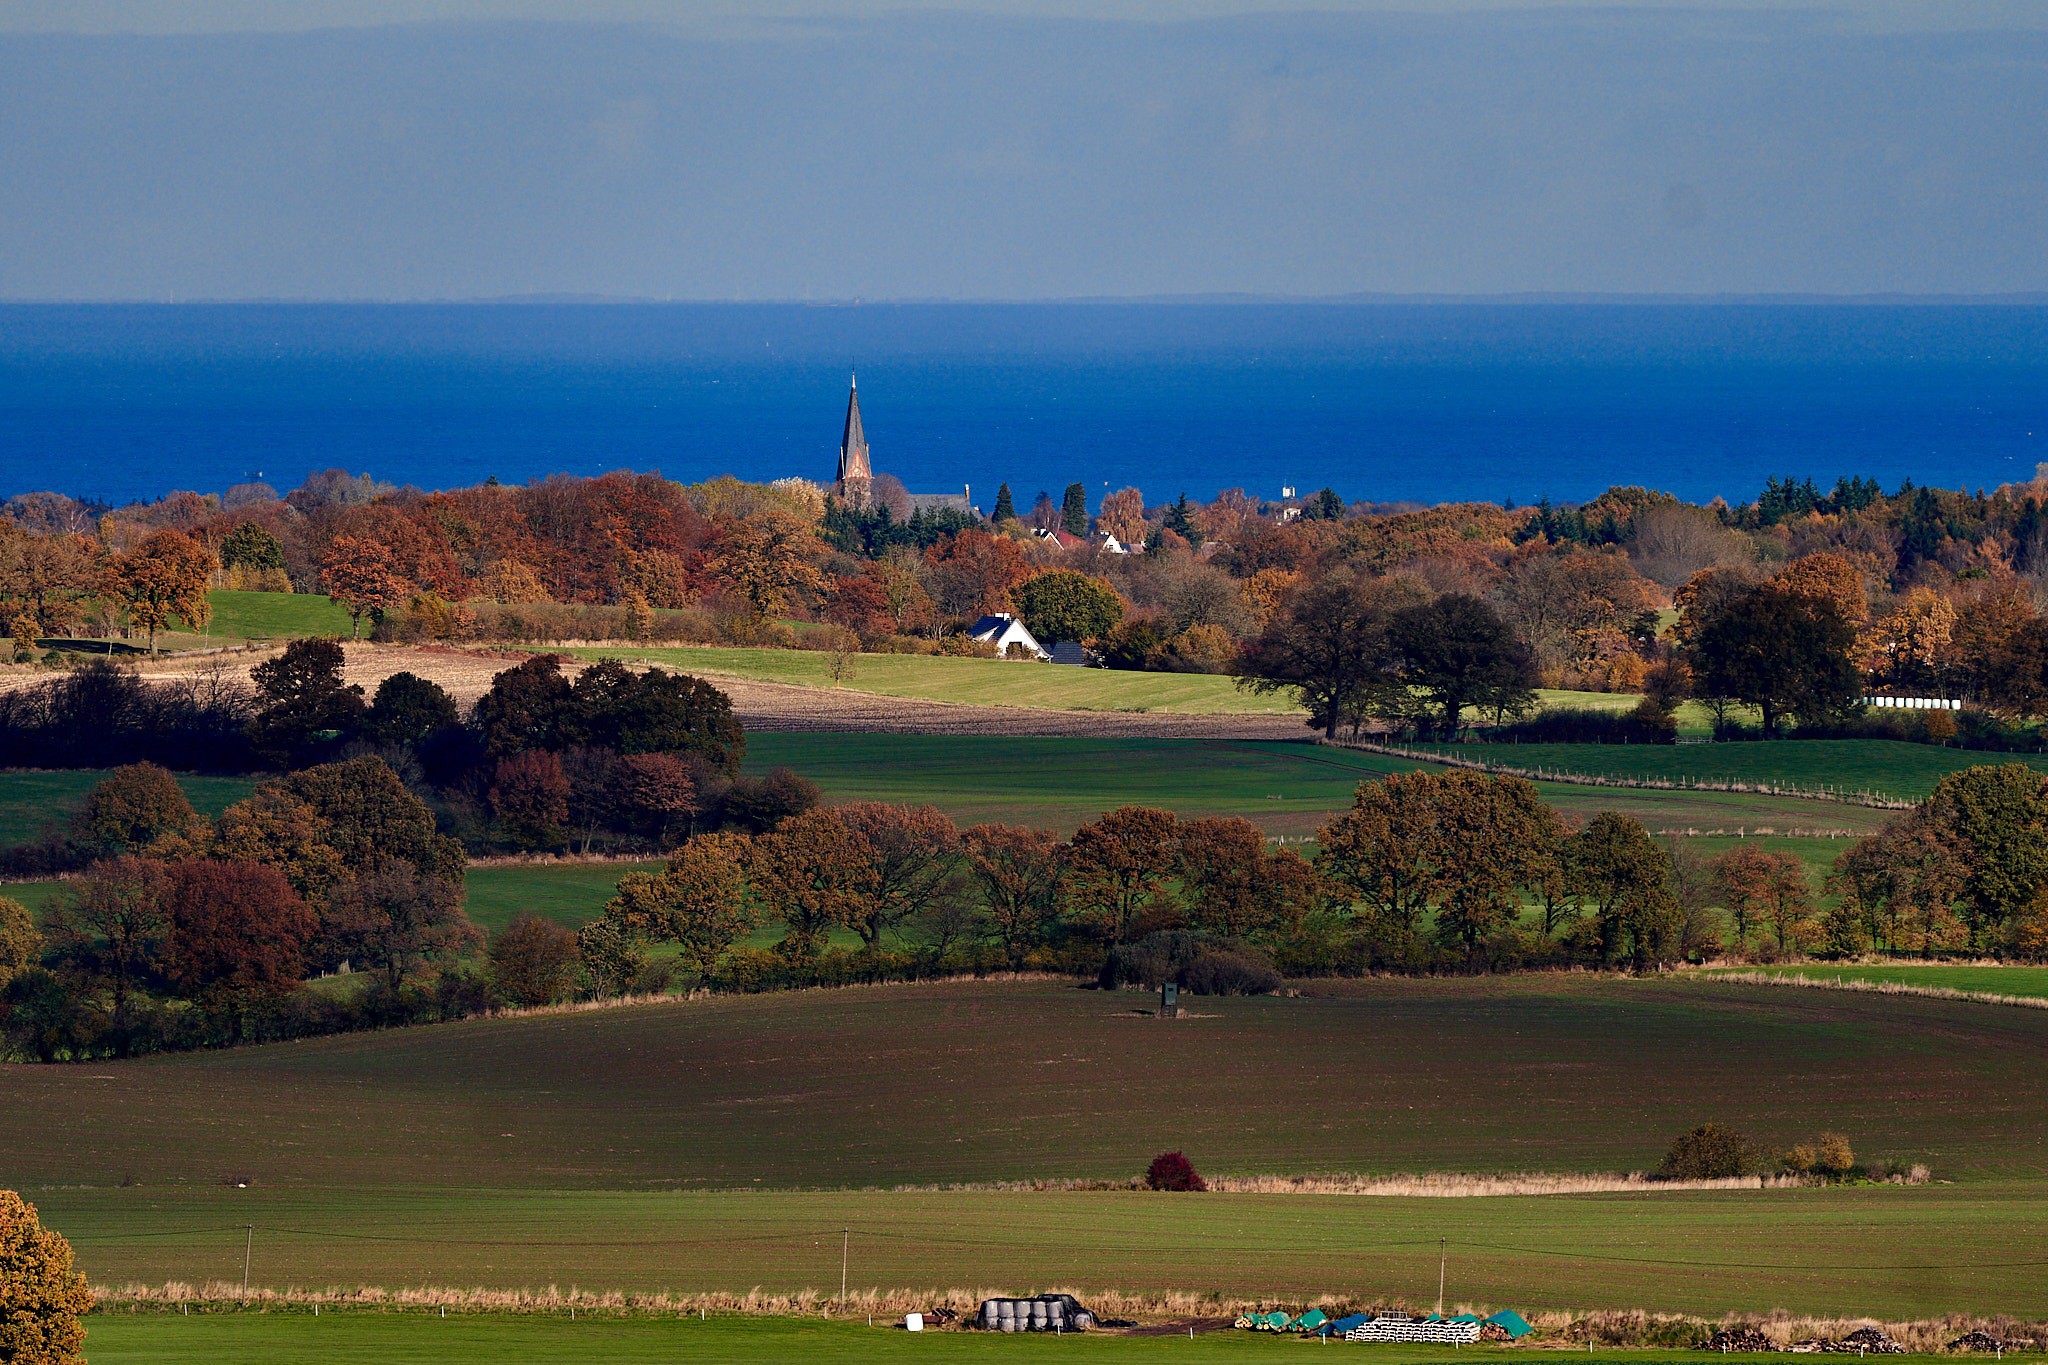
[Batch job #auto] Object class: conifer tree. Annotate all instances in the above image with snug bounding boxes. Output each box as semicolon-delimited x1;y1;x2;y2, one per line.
1061;483;1089;536
993;483;1016;522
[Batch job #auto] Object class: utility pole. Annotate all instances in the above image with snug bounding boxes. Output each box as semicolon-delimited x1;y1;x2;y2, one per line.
841;1229;849;1303
242;1225;254;1300
1436;1238;1446;1317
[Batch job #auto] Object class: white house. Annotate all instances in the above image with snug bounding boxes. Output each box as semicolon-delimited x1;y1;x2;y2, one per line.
969;613;1049;661
1098;531;1131;555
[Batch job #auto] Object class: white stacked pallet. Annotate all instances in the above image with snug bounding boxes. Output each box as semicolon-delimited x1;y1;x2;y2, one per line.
1344;1319;1483;1344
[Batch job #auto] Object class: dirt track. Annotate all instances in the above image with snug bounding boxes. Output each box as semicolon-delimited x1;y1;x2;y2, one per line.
18;643;1311;741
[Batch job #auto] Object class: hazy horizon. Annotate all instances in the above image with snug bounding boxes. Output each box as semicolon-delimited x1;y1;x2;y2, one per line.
2;3;2043;302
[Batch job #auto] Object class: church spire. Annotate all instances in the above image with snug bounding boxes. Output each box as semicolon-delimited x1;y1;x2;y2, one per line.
837;372;872;484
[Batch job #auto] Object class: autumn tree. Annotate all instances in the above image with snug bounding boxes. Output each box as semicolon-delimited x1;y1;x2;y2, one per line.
488;914;582;1007
1177;817;1331;945
962;823;1065;967
0;1190;93;1365
831;803;964;949
923;529;1031;619
320;856;479;989
610;751;699;846
1315;773;1441;944
73;762;201;857
1097;487;1149;547
1013;569;1125;644
114;529;213;652
1065;806;1182;945
1713;843;1816;954
748;807;872;963
1924;763;2048;948
490;751;571;850
160;859;315;1031
1237;569;1418;740
603;830;755;978
274;757;466;886
0;531;99;636
704;510;827;620
320;534;412;639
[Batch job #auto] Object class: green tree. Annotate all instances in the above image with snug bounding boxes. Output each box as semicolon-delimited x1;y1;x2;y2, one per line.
1925;763;2048;948
364;671;459;749
992;483;1017;522
0;1189;93;1365
1012;569;1125;644
46;855;170;1028
1691;583;1861;737
247;637;366;764
1163;492;1197;541
1061;482;1089;536
1390;593;1539;738
1428;772;1555;953
219;520;285;571
1572;812;1681;968
603;830;756;978
0;898;41;989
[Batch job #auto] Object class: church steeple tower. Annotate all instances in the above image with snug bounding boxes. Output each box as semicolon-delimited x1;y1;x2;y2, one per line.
836;373;872;485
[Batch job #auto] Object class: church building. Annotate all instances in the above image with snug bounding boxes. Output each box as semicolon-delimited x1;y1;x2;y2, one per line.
834;376;974;517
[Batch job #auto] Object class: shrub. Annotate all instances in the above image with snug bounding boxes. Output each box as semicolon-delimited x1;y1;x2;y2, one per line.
1655;1123;1758;1180
1179;949;1281;997
1144;1150;1207;1192
1490;705;1675;744
1813;1131;1855;1177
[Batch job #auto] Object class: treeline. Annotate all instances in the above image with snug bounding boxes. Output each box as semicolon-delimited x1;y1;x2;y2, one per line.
0;755;476;1059
0;649;812;871
17;469;2048;739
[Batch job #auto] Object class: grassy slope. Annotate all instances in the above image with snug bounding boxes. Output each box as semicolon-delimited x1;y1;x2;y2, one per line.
67;1318;1963;1365
1407;740;2047;804
463;860;664;937
13;977;2048;1314
193;590;355;640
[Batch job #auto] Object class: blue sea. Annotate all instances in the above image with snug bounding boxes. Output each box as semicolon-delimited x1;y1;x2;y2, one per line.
0;302;2043;508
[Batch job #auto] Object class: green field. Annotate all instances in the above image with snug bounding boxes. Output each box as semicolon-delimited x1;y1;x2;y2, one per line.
1406;740;2043;804
62;1316;1948;1365
747;734;1890;842
0;768;258;849
192;589;355;641
463;859;664;936
10;976;2048;1315
1700;962;2048;1002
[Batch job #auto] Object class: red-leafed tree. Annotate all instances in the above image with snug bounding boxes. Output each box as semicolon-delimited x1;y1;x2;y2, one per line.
321;535;413;639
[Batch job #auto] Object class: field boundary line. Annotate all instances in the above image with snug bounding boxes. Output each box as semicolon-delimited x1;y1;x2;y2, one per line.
886;1171;1826;1198
1320;739;1916;809
1696;968;2048;1010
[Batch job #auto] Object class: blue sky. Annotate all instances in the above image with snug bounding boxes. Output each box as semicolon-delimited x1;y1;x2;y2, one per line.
1;2;2042;299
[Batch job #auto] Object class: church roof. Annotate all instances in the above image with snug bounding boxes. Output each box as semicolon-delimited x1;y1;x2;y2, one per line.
837;375;872;482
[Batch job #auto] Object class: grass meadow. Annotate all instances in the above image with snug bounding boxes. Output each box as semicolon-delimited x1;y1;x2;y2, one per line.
197;589;356;640
10;977;2048;1317
65;1316;1951;1365
0;768;257;849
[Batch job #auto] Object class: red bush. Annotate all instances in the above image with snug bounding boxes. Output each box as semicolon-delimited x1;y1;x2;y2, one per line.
1144;1150;1207;1192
